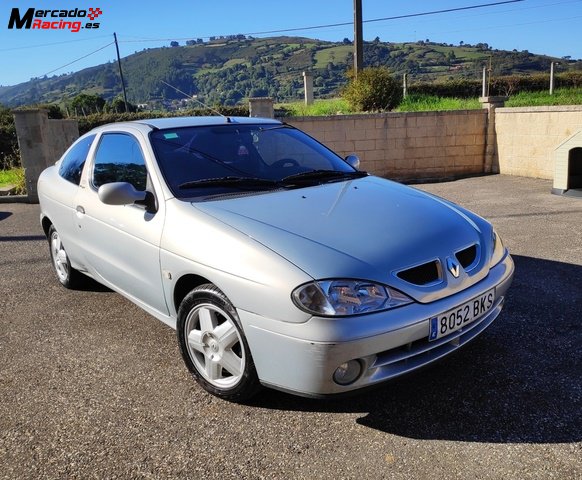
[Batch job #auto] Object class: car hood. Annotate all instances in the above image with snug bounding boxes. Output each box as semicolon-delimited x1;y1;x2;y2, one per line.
193;176;492;301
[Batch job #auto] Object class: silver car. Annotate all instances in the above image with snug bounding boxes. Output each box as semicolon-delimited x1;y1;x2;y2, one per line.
38;116;514;401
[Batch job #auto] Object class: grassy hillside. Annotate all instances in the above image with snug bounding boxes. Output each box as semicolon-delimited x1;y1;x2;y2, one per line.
1;36;580;108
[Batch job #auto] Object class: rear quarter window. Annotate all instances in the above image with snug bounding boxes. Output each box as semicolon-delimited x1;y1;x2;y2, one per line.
59;134;96;185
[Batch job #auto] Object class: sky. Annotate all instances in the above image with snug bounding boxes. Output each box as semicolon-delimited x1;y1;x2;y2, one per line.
0;0;581;87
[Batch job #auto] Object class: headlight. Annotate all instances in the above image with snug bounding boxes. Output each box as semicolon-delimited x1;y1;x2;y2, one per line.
292;279;413;316
490;229;506;267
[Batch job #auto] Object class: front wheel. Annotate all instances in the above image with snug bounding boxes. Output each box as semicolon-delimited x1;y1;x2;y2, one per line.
177;284;261;401
48;225;84;289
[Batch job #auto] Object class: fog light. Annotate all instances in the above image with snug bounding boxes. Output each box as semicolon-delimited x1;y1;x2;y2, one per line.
333;360;362;385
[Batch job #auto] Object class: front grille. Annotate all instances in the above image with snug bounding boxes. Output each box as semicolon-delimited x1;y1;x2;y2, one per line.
397;260;440;285
456;244;478;270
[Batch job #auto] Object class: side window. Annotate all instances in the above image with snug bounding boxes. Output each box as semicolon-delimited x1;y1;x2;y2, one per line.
92;133;148;191
58;134;96;185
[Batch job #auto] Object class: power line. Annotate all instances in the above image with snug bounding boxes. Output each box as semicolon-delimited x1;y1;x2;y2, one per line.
0;35;111;53
416;13;582;40
117;0;525;43
41;42;114;77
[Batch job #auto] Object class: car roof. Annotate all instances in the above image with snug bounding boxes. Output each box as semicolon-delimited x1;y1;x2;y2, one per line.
132;116;282;130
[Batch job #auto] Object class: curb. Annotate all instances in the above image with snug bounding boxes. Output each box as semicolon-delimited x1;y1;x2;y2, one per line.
0;195;30;204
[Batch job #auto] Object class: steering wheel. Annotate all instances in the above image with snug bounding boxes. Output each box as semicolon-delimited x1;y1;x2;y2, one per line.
272;158;299;169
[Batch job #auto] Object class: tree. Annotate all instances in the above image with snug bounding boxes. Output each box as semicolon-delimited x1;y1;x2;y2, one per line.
170;41;179;47
106;97;137;113
70;93;105;115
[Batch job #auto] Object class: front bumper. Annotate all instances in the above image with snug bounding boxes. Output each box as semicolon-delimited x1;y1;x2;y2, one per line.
238;253;515;397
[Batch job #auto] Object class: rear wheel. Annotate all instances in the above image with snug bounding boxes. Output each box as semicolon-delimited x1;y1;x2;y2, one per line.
48;225;83;289
177;284;261;401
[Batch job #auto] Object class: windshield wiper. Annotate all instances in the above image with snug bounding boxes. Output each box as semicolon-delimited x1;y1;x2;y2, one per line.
179;176;281;190
281;169;368;186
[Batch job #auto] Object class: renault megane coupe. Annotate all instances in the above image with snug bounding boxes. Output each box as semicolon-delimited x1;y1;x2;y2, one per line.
38;116;514;401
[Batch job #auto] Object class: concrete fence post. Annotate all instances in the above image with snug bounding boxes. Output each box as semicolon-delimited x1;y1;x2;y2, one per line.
13;109;79;203
248;97;274;119
302;71;314;105
479;96;508;174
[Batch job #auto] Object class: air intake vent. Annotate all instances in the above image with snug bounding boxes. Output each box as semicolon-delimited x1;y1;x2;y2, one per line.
397;260;440;286
455;244;478;270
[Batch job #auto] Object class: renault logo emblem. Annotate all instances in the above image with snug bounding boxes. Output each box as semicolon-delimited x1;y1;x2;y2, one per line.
446;257;461;278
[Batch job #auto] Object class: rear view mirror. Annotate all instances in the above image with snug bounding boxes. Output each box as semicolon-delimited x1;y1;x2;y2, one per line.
98;182;147;206
345;154;360;170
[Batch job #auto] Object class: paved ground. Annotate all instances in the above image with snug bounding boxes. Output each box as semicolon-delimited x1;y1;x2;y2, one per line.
0;175;581;479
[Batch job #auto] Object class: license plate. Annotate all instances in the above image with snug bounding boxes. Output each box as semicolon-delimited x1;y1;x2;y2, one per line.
429;289;495;341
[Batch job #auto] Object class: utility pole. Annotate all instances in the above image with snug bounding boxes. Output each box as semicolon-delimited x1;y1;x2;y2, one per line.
353;0;363;78
403;73;408;98
486;56;492;97
113;32;129;112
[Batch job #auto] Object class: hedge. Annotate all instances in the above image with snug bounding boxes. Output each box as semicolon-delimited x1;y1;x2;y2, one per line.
408;72;582;98
76;106;250;135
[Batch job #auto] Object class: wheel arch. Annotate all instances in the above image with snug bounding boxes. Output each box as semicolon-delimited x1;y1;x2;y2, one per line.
41;215;52;238
173;274;214;313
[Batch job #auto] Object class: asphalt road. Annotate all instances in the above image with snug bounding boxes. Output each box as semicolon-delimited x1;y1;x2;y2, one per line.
0;175;581;479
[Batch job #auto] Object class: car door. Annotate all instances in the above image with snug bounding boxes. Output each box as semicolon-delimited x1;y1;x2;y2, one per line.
74;129;169;315
44;134;97;268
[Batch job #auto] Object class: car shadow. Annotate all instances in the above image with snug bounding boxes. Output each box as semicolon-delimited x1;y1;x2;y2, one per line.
75;274;113;293
0;234;46;242
250;255;581;444
0;211;13;222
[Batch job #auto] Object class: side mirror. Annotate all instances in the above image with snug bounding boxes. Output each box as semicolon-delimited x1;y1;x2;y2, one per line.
345;154;360;170
98;182;147;206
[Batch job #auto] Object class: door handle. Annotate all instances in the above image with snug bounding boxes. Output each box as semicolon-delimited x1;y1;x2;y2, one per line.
76;205;85;214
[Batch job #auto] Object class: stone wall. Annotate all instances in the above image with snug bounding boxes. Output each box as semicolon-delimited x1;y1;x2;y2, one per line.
494;106;582;179
286;110;488;181
12;104;582;204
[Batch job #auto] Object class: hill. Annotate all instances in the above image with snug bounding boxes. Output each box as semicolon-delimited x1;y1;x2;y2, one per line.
0;35;580;108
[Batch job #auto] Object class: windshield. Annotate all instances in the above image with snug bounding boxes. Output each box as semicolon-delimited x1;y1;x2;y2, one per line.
150;124;359;199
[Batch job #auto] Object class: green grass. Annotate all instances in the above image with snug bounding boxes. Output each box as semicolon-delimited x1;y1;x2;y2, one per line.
276;98;354;116
276;87;582;116
396;94;481;112
0;167;26;194
506;87;582;107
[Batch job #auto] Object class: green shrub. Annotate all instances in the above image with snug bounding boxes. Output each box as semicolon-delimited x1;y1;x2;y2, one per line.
0;104;17;170
408;72;582;98
0;167;26;194
342;67;402;112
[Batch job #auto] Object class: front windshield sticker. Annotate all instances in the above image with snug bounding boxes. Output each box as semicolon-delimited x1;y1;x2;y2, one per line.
164;132;179;139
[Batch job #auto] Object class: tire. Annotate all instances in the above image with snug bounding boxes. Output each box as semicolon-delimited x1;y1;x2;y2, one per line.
48;225;84;289
177;284;261;402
